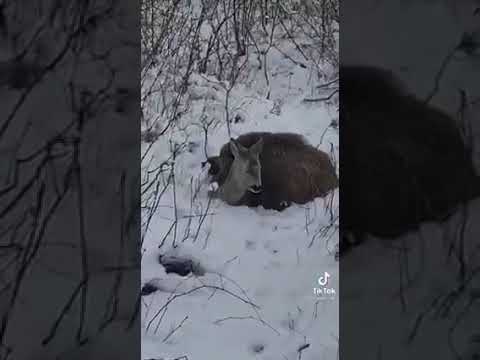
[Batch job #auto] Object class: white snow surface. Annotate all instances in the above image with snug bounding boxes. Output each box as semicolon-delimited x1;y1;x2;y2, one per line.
141;45;339;360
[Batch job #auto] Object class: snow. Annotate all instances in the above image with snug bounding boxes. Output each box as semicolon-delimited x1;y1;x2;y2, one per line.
141;42;339;359
341;200;480;359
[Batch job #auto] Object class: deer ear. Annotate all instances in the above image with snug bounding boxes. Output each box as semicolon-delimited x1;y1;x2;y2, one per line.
230;138;248;157
229;139;240;158
250;138;264;156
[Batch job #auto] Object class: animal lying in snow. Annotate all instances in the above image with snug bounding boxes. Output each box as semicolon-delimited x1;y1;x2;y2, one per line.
202;132;338;211
340;65;480;255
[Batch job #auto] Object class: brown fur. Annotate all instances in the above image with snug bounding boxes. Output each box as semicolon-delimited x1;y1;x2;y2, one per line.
205;132;338;210
340;65;480;255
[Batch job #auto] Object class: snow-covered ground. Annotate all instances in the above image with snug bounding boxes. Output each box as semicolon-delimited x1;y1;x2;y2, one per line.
141;40;339;359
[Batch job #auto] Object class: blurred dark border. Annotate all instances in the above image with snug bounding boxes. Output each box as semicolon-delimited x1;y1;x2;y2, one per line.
0;1;140;359
341;1;480;359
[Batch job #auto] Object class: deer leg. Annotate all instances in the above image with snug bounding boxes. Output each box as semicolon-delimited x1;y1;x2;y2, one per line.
261;193;291;211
